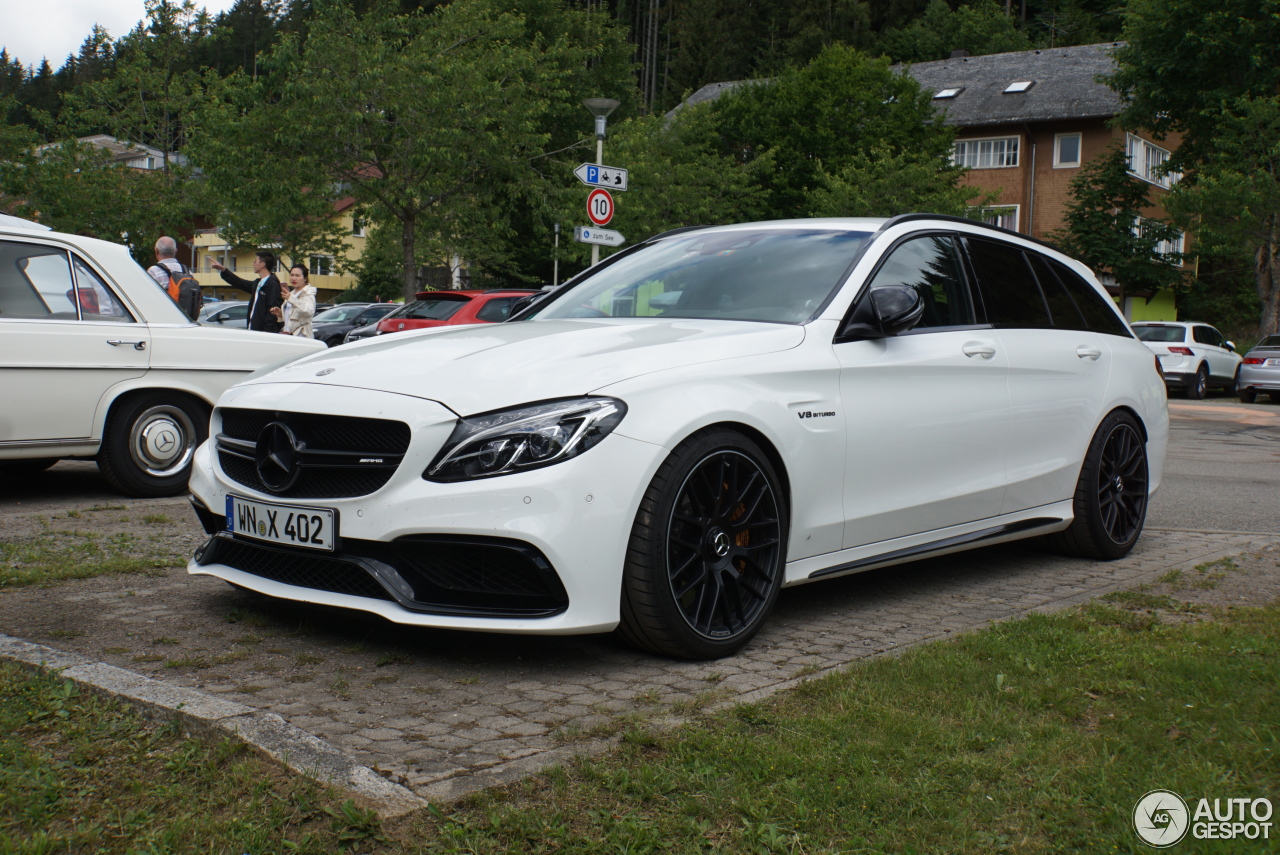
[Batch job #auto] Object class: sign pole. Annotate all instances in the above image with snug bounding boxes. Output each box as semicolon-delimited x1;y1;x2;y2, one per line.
592;137;604;268
552;223;560;287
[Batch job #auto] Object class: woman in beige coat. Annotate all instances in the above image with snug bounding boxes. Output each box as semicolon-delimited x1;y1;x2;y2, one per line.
271;264;318;338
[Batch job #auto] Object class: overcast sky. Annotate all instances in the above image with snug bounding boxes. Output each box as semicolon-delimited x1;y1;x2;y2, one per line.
3;0;241;69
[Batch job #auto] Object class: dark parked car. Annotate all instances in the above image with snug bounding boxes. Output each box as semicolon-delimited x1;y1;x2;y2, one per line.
311;303;398;347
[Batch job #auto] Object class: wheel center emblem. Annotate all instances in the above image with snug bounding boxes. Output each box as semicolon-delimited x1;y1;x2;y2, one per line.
154;431;176;452
1114;475;1124;493
712;531;731;557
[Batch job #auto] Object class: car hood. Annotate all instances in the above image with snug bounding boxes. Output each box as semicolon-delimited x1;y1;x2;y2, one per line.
241;318;806;414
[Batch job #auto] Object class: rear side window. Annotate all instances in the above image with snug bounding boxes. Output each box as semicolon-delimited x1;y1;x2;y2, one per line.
72;255;133;322
1026;252;1087;331
1192;325;1224;347
1047;259;1132;337
866;235;976;328
964;237;1050;327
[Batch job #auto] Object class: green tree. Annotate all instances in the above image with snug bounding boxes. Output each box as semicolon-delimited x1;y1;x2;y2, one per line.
705;45;957;219
1109;0;1280;334
1050;145;1184;303
1164;97;1280;337
808;146;991;218
878;0;1030;63
229;0;596;299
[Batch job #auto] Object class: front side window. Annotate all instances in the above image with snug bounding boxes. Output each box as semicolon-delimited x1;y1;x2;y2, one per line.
964;238;1050;328
529;228;871;325
953;137;1020;169
867;235;975;329
475;296;524;322
0;241;78;320
1192;326;1224;347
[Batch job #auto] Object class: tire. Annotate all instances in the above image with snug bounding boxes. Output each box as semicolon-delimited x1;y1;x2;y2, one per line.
1050;410;1149;560
617;429;788;659
1239;387;1257;404
97;392;209;498
1271;392;1280;404
1227;366;1241;397
0;458;59;474
1186;364;1208;399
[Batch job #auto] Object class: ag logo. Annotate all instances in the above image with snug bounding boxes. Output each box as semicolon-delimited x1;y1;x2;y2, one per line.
1134;789;1190;847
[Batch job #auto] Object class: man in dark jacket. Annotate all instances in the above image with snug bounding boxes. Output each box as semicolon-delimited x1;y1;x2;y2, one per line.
211;251;282;333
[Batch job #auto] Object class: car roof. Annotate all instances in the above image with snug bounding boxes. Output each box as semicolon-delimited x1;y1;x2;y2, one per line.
411;289;538;301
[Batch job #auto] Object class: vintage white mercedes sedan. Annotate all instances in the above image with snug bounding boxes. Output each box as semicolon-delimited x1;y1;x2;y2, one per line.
187;216;1168;659
0;216;325;497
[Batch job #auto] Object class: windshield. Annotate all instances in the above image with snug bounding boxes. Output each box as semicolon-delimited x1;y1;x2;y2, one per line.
315;305;368;322
1134;325;1186;343
529;228;871;324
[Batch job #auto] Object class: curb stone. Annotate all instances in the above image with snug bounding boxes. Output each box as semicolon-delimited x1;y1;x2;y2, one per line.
0;634;428;818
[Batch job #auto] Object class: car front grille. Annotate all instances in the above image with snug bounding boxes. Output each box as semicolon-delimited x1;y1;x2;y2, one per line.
215;408;410;499
198;533;568;618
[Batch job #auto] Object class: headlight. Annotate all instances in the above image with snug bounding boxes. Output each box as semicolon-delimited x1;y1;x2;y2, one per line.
424;397;627;482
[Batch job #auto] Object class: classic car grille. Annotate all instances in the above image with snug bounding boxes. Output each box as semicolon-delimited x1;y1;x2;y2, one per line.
211;537;394;602
215;408;410;499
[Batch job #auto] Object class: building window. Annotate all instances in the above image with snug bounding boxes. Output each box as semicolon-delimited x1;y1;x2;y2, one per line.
351;218;366;237
1054;133;1081;167
309;255;332;276
1127;134;1180;188
934;87;963;99
953;137;1020;169
1132;217;1185;258
1003;80;1034;93
973;205;1020;231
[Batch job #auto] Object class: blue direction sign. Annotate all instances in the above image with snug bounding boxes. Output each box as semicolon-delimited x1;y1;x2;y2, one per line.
574;163;629;192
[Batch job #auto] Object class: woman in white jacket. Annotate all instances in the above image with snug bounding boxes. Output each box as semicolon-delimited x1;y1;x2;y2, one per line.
271;264;318;338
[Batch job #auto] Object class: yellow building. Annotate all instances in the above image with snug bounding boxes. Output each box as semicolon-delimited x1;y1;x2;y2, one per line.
190;200;368;304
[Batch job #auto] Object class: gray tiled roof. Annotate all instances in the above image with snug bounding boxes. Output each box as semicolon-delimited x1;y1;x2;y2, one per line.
905;43;1124;127
666;43;1125;127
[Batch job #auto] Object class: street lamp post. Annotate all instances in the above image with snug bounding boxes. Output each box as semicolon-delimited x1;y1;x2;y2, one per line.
582;97;620;267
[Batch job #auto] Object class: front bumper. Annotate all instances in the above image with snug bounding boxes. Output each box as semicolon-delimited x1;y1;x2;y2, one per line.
186;381;664;634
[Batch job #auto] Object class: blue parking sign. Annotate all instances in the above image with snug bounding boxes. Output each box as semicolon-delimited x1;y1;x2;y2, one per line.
586;165;599;184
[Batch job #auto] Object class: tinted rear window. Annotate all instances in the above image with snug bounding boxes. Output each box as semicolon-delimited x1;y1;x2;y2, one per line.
964;238;1050;328
402;298;466;321
1026;252;1087;331
1134;325;1186;342
1048;259;1132;337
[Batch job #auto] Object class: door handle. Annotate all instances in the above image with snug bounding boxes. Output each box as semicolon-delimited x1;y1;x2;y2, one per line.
1076;346;1102;361
107;340;147;351
962;342;997;359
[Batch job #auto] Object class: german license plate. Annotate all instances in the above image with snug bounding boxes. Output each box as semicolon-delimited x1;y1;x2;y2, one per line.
226;495;335;551
1267;358;1280;366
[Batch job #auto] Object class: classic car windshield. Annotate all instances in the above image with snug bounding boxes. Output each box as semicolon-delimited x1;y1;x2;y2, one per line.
1134;325;1186;342
529;228;871;324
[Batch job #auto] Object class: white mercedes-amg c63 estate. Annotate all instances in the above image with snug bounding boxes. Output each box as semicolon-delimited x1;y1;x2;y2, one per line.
187;215;1168;659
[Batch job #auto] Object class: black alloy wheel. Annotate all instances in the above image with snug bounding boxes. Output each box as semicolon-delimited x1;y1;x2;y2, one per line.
1051;410;1149;560
619;430;787;659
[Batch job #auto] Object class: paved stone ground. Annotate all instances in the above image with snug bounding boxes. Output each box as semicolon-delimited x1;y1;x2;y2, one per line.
0;521;1272;801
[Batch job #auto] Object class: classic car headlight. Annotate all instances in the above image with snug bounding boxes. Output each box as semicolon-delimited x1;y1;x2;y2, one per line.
425;397;627;482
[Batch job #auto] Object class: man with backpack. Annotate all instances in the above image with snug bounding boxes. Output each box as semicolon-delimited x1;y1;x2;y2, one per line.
147;236;203;321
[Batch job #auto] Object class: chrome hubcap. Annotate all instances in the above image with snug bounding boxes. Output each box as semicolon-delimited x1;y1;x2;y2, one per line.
128;406;196;477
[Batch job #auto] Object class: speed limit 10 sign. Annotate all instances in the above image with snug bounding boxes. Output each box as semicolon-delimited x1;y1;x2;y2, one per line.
586;188;615;226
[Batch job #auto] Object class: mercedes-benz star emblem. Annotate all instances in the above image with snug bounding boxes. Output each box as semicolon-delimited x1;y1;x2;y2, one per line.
255;422;303;491
155;431;176;452
712;531;731;557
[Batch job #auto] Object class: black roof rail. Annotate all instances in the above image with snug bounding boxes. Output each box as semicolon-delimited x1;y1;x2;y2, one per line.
881;213;1063;254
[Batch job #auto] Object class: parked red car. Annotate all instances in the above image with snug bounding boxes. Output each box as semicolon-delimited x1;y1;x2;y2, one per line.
372;289;538;336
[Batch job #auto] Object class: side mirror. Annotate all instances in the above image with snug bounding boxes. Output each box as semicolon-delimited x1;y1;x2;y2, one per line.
1225;341;1236;352
837;285;924;341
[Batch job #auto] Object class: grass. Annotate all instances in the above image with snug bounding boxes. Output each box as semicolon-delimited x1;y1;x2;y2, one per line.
2;596;1276;852
0;530;182;588
407;600;1280;854
0;663;372;852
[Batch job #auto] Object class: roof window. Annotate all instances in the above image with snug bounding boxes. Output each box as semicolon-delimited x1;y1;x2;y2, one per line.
1003;81;1034;93
934;87;963;99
